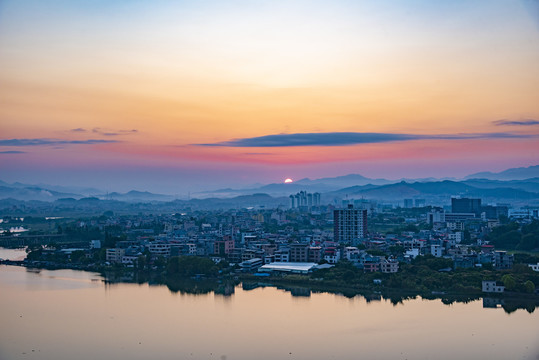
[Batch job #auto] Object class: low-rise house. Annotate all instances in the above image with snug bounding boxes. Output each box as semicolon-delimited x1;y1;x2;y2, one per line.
90;240;101;249
430;245;443;258
482;281;504;293
493;251;513;270
344;247;360;261
240;258;263;272
380;259;399;273
274;248;290;262
323;247;340;264
529;263;539;272
363;261;380;272
148;242;171;257
106;248;125;263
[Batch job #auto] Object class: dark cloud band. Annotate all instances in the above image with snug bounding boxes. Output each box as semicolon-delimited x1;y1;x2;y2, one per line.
492;119;539;126
196;132;536;147
0;138;119;146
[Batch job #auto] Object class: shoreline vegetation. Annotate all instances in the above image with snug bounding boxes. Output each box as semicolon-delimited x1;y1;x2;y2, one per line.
2;251;538;314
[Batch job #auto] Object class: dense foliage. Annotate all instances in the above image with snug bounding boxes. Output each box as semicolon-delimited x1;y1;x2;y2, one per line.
307;256;538;295
166;256;221;277
486;221;539;250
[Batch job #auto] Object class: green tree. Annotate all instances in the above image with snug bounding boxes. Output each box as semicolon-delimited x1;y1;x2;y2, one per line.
501;274;516;291
524;280;535;294
389;245;404;256
519;233;537;251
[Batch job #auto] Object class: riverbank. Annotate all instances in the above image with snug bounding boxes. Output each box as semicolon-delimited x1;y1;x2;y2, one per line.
3;258;538;313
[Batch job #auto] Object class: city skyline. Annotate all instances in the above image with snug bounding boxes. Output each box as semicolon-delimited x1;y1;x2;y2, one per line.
1;0;538;192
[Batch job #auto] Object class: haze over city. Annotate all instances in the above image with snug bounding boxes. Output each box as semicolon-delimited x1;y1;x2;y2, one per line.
1;2;539;360
1;0;538;193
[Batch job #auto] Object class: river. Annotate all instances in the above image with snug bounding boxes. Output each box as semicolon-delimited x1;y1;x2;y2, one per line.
0;248;538;360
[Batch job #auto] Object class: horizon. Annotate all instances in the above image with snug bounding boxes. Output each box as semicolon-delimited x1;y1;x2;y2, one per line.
1;0;538;193
1;163;538;196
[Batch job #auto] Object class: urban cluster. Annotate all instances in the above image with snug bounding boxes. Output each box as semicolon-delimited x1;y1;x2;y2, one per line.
6;193;537;293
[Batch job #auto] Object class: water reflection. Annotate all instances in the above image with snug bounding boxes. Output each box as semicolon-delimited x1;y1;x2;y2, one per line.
1;265;538;360
103;270;539;314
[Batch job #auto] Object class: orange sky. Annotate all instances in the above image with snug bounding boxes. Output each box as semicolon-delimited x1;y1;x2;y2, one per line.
0;0;538;191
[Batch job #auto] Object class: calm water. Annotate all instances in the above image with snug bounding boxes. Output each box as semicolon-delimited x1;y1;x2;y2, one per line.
1;248;538;360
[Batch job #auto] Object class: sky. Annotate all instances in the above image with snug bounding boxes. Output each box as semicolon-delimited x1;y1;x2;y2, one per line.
1;0;538;194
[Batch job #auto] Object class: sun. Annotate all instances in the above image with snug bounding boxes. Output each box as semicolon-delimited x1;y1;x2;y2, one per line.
284;178;293;183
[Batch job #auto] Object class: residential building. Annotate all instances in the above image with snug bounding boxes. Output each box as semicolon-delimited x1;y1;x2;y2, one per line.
482;281;505;293
106;248;125;263
274;248;290;262
380;259;399;273
148;242;171;257
289;243;309;262
308;246;322;263
528;263;539;272
493;251;513;270
213;237;235;255
334;204;368;242
240;258;263;272
323;247;340;264
430;245;443;258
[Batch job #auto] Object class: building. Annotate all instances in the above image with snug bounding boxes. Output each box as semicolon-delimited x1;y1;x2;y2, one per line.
90;240;101;249
528;263;539;272
213;237;234;255
363;261;380;272
334;204;368;242
258;262;319;274
444;213;476;222
452;198;482;215
323;247;340;264
289;243;309;262
430;245;443;258
493;251;513;270
448;232;462;243
482;281;505;293
428;210;446;224
239;258;263;272
481;205;509;220
380;259;399;273
274;248;290;262
106;248;125;263
148;242;171;257
404;199;414;208
344;247;360;261
414;199;426;207
290;191;321;210
308;246;322;263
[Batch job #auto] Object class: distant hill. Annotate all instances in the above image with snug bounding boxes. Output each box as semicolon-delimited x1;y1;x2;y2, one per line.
294;173;392;187
105;190;175;202
465;165;539;180
195;173;395;197
461;178;539;193
0;185;82;202
0;179;101;196
327;180;539;202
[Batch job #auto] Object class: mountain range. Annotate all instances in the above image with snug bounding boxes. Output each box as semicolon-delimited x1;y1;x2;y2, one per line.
1;164;538;205
465;165;539;181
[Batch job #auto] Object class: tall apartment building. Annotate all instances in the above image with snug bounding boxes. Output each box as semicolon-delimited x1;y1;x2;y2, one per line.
334;204;368;242
289;191;321;209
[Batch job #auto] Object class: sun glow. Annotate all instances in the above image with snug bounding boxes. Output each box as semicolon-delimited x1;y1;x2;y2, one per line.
284;178;293;183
